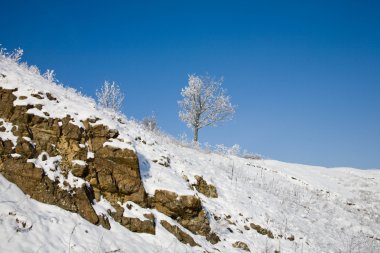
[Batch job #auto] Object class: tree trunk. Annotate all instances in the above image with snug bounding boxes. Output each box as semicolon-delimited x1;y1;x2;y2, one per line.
193;127;199;143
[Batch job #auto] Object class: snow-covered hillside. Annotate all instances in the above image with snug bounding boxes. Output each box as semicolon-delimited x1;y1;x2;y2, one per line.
0;52;379;253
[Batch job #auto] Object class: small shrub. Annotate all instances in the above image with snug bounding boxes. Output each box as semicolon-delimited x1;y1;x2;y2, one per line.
10;48;23;62
242;153;263;160
96;80;125;111
43;69;56;82
29;65;40;75
142;113;157;131
228;144;241;156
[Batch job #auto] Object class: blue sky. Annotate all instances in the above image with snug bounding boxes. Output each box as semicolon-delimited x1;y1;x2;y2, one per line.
1;1;379;169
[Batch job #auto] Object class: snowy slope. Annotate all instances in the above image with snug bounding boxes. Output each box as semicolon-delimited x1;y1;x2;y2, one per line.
1;52;380;253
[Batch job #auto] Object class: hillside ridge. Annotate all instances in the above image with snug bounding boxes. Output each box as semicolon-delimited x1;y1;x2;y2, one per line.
0;53;379;253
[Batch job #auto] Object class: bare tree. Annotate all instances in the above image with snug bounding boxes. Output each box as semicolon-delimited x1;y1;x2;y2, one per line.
96;80;125;111
178;74;235;142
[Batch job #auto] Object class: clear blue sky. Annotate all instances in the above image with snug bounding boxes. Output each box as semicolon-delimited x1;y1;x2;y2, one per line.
1;1;379;169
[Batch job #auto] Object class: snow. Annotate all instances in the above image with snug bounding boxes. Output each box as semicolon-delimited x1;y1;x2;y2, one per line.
119;201;151;221
0;174;201;253
87;151;95;159
0;118;18;146
103;138;135;152
93;196;116;215
72;160;87;166
1;51;380;253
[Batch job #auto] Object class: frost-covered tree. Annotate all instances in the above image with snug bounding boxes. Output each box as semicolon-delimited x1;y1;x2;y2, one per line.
178;74;235;142
96;80;125;111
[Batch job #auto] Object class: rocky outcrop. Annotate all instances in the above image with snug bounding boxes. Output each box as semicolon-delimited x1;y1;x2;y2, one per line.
193;175;218;198
0;87;147;230
88;146;146;205
0;87;218;245
232;241;251;252
160;220;199;247
84;122;119;152
152;190;207;233
0;157;100;226
152;189;220;244
110;204;155;234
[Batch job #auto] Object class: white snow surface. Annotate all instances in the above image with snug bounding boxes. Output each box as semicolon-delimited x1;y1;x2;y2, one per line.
1;53;380;253
0;118;18;146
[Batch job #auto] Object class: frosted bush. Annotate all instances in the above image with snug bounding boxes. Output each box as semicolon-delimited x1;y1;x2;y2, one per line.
96;80;125;111
142;113;157;132
10;48;23;62
29;65;40;75
43;69;56;82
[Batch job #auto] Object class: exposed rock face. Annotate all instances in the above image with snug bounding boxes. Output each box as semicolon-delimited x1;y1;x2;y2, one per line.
88;146;146;205
84;123;118;152
0;87;146;230
232;241;251;252
0;158;99;225
152;190;220;244
0;88;17;119
193;175;218;198
0;139;13;155
160;220;199;247
110;204;155;235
